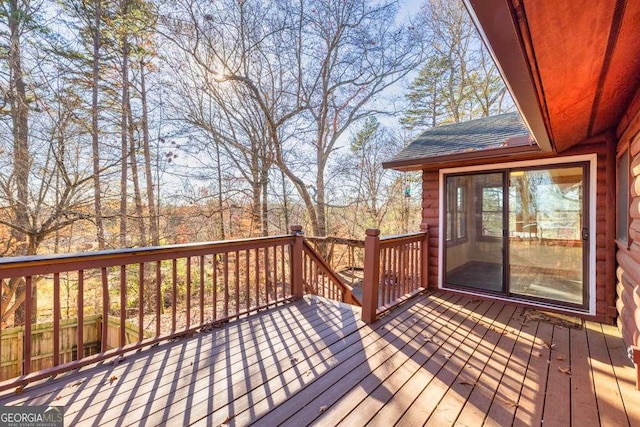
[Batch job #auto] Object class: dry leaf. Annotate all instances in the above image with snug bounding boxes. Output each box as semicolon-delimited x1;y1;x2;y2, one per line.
109;375;118;384
55;396;62;401
459;380;476;386
219;414;234;425
533;351;542;357
14;385;24;395
500;398;519;408
319;405;328;413
558;367;571;375
290;357;298;364
556;354;566;361
543;340;556;350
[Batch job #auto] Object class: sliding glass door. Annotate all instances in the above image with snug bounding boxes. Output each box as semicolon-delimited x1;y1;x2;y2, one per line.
445;173;505;294
508;166;586;305
444;163;589;309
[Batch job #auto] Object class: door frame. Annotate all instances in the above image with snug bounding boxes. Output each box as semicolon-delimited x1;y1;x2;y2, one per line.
438;154;597;315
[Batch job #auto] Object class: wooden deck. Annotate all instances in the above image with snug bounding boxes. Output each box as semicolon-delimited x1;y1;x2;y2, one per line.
1;292;638;426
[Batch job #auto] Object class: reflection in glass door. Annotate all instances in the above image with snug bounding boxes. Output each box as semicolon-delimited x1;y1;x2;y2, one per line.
508;166;586;306
445;173;505;293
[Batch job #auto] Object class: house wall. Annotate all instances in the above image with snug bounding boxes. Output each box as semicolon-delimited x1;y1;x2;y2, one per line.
421;138;616;323
616;90;640;351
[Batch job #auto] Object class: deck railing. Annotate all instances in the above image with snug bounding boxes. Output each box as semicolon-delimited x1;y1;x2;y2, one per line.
361;229;429;324
300;239;361;306
0;226;359;391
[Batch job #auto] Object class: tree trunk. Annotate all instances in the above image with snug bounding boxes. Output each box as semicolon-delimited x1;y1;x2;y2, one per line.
214;137;226;240
119;0;130;248
140;62;160;246
8;0;32;325
91;0;106;250
128;102;147;246
261;170;269;236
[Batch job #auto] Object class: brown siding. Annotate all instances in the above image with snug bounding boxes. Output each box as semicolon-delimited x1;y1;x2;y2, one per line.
421;138;616;323
616;107;640;350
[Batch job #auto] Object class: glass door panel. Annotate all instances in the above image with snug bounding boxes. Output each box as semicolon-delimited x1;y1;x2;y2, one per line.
508;166;586;306
445;173;504;293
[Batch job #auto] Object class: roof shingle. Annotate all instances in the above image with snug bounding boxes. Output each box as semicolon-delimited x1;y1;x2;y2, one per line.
385;112;535;168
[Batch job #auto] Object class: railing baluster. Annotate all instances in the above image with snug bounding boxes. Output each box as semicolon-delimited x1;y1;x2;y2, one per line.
272;245;278;301
53;273;60;367
245;250;250;311
235;251;240;316
280;245;284;299
199;255;205;326
24;276;32;375
77;271;84;360
186;257;191;330
383;247;388;305
139;263;144;342
255;248;260;307
224;253;229;318
155;261;161;337
171;259;177;333
212;254;218;320
264;246;269;306
120;265;126;348
101;268;108;353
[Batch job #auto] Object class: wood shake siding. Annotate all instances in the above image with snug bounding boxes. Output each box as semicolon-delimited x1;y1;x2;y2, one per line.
616;95;640;350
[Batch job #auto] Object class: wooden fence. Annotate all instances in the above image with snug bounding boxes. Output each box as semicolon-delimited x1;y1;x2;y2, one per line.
0;315;142;381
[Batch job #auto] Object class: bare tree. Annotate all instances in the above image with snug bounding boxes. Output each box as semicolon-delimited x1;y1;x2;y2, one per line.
161;0;423;239
402;0;512;129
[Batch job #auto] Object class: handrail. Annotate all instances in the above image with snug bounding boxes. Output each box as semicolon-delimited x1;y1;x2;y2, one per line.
361;229;429;324
301;240;362;307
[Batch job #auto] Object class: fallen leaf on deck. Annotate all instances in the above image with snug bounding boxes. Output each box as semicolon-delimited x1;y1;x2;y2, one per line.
319;405;328;413
543;340;556;350
558;367;571;375
109;375;118;384
290;357;298;364
533;351;542;357
500;398;519;408
55;396;62;401
556;354;566;361
306;370;312;377
459;380;476;386
219;414;234;425
15;385;24;395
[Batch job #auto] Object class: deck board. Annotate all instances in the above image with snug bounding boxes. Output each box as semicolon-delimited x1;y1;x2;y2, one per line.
0;292;636;427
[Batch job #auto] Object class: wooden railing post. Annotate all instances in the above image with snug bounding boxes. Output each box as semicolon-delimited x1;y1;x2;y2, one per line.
421;227;429;289
362;229;381;324
290;225;304;299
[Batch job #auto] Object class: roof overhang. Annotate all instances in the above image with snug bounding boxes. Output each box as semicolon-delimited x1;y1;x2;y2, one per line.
463;0;640;153
463;0;553;154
